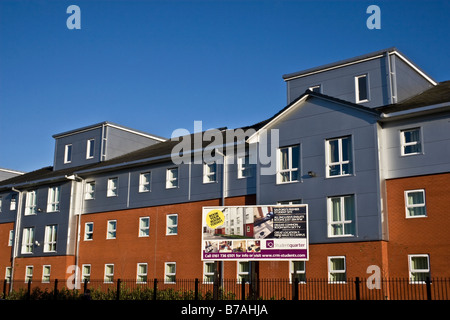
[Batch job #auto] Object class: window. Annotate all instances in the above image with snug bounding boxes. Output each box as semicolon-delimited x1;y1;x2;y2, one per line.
203;262;216;284
86;139;95;159
328;195;355;237
104;264;114;283
107;220;117;239
8;230;14;246
5;267;12;284
409;255;430;283
326;136;352;177
237;261;250;283
139;217;150;237
328;256;346;283
355;74;369;103
47;186;61;212
25;190;37;215
82;264;91;283
401;128;422;156
277;145;299;183
166;168;179;189
64;144;72;163
290;261;306;283
42;265;51;283
84;222;94;240
107;178;118;197
238;155;252;178
10;194;17;211
137;263;148;283
21;227;34;254
85;182;95;200
0;196;2;212
165;262;176;283
166;214;178;235
25;266;33;283
309;85;322;93
139;172;151;192
405;190;426;218
44;225;57;252
203;162;217;183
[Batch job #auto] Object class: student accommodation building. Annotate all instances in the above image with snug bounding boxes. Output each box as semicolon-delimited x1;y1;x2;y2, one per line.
0;48;448;287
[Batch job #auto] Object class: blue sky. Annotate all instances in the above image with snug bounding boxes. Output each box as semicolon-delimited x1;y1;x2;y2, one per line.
1;0;449;172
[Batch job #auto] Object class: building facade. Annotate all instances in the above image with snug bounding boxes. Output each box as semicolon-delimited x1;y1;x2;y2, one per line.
0;48;449;288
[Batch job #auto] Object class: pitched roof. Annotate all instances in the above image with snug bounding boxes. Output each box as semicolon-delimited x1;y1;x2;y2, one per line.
377;80;450;114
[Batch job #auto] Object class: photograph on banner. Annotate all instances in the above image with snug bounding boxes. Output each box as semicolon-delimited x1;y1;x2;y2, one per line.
202;205;308;261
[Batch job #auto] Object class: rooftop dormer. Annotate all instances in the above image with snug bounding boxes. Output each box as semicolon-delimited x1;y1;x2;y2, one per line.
283;47;436;108
52;122;166;171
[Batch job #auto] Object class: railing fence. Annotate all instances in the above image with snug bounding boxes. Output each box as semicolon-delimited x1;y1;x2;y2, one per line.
2;277;449;301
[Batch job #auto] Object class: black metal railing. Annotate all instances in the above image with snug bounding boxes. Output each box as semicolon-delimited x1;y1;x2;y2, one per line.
2;277;449;300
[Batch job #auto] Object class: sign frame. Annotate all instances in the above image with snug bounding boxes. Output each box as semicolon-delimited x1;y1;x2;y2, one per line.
201;205;309;262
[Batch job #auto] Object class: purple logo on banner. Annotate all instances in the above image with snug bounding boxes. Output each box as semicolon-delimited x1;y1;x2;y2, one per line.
266;240;274;248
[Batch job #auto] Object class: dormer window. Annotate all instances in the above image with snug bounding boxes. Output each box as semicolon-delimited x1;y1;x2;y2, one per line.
355;74;369;103
64;144;72;164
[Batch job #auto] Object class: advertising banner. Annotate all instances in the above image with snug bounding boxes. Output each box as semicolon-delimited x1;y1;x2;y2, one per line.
201;205;308;261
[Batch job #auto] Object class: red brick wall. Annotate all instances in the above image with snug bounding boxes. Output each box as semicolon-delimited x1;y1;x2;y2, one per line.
386;173;450;277
0;222;13;279
13;255;75;283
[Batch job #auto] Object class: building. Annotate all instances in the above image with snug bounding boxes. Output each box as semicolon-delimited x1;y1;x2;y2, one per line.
0;48;448;288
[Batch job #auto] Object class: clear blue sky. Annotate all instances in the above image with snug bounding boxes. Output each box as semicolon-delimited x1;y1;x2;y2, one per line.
1;0;449;172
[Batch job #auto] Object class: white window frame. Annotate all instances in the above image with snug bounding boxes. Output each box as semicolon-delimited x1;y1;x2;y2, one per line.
401;128;422;156
21;227;34;254
5;267;12;283
85;181;95;200
203;261;216;284
104;264;114;283
237;261;250;283
237;155;252;179
328;256;347;283
82;264;91;283
8;230;14;246
25;190;37;215
355;74;369;103
107;177;119;197
44;225;57;252
276;145;300;184
64;144;72;164
139;217;150;237
408;254;430;283
47;186;61;212
84;222;94;240
86;139;95;159
326;136;353;178
405;189;427;218
166;214;178;235
42;265;51;283
290;260;306;283
137;263;148;284
139;172;151;193
164;262;176;284
107;220;117;239
10;194;17;211
203;162;217;184
166;168;179;189
25;266;33;283
327;195;356;237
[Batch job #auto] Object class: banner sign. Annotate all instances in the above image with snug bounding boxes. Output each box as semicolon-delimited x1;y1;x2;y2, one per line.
201;205;308;261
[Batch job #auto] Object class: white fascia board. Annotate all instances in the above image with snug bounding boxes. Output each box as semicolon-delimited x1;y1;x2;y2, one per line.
247;95;309;144
390;51;437;86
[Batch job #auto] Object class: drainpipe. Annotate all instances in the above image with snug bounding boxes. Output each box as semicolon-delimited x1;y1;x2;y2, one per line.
66;174;84;288
10;187;23;291
215;149;227;206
